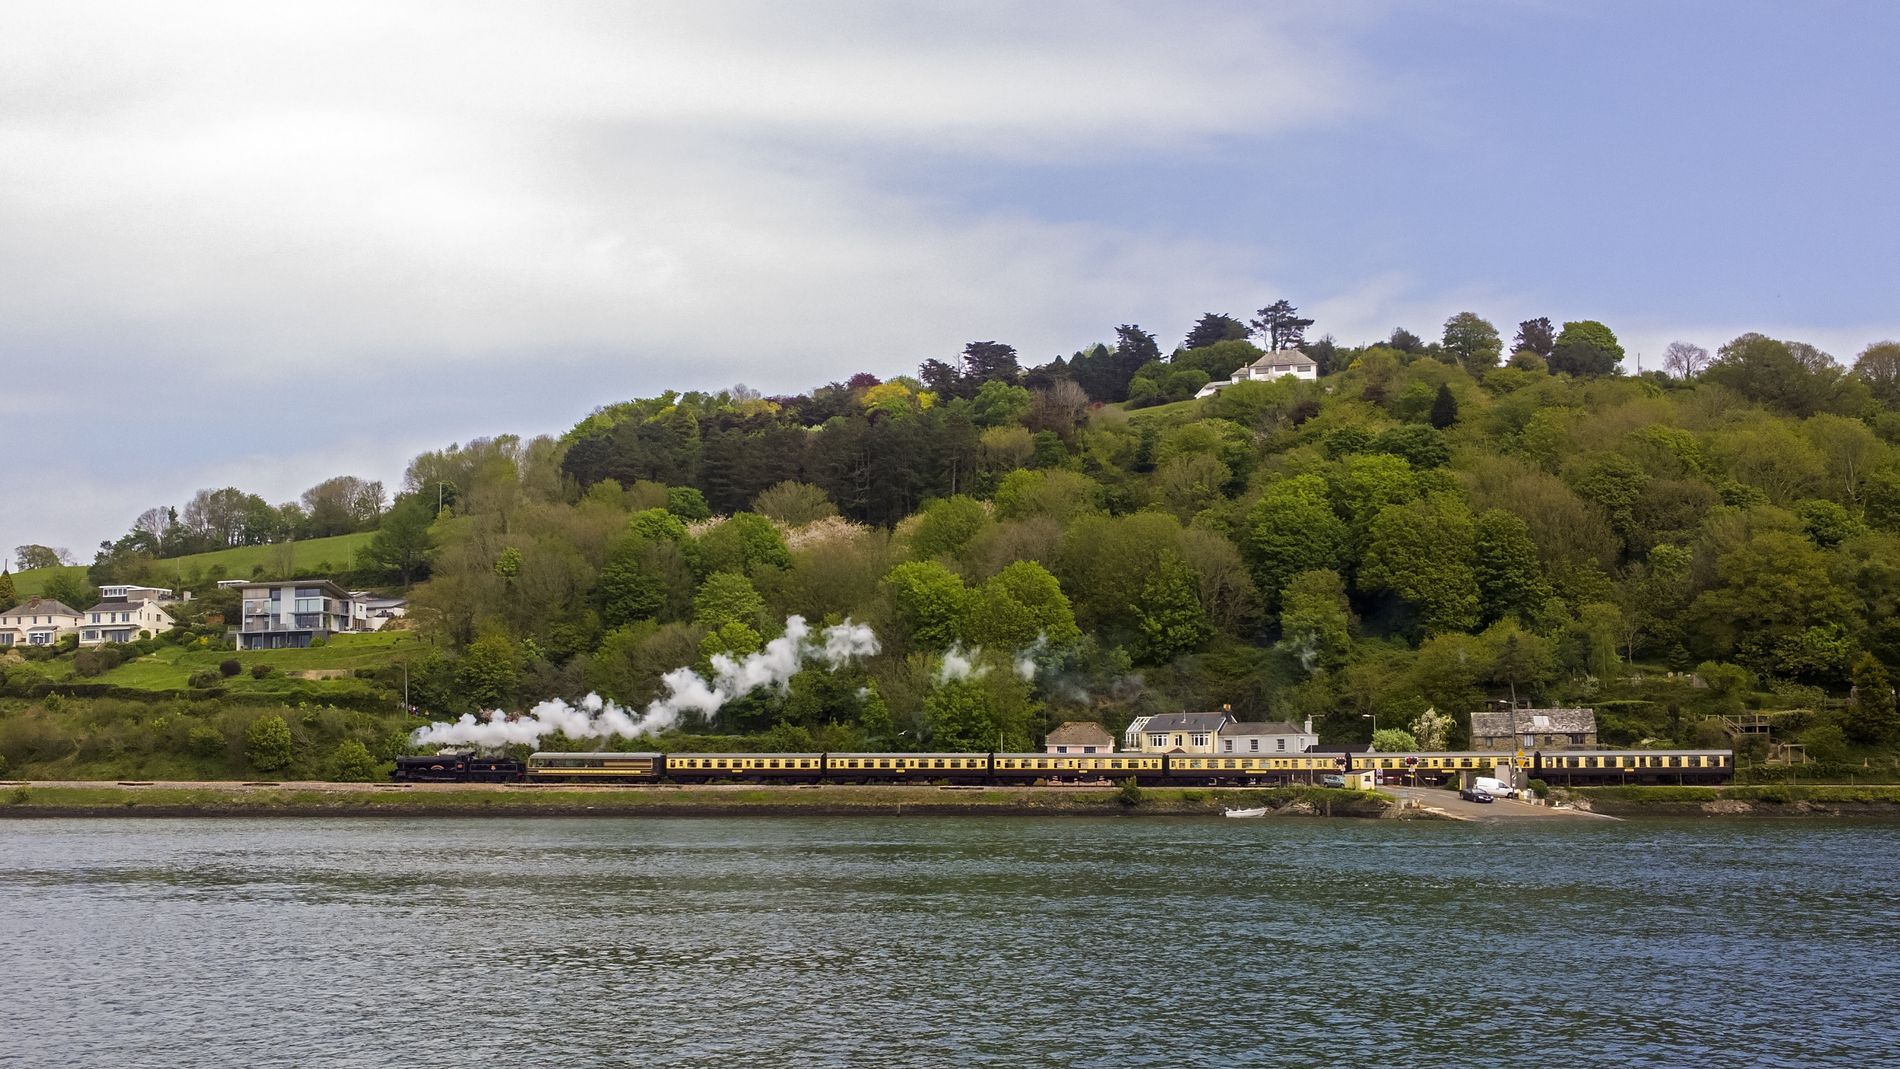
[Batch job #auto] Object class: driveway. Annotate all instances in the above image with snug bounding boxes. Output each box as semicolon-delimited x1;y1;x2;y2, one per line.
1381;784;1616;821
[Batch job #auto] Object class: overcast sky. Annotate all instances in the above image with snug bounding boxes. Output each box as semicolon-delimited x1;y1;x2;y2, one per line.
4;0;1897;559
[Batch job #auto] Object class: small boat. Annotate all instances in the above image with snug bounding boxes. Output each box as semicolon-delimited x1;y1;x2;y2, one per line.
1222;806;1269;818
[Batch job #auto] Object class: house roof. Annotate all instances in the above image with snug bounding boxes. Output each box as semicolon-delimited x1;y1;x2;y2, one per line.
1;598;81;619
1139;712;1235;734
1045;721;1114;746
1471;707;1597;737
83;599;172;617
1249;350;1317;369
1223;720;1309;737
234;578;351;597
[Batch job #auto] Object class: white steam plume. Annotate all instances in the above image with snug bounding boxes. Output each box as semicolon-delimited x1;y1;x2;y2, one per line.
411;616;880;748
1013;634;1049;681
936;643;988;684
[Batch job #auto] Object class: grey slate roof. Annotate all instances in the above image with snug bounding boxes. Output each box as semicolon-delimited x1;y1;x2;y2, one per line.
1045;721;1114;746
1;598;81;619
1222;720;1309;737
1249;350;1317;369
1471;707;1597;738
1140;712;1235;734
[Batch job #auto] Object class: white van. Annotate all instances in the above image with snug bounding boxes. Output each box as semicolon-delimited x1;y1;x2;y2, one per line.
1473;776;1518;799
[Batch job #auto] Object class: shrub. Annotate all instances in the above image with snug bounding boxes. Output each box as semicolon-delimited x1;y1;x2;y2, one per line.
244;714;294;773
187;669;222;688
219;658;242;678
308;637;326;648
1118;776;1144;807
1527;778;1550;799
330;739;379;782
250;663;275;679
186;723;227;758
73;648;120;677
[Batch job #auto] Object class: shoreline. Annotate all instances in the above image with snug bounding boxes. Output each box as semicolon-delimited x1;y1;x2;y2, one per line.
1561;784;1900;818
0;781;1393;819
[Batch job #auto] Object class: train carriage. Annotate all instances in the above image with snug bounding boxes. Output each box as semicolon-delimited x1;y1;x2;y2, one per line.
664;753;824;784
524;751;664;783
826;753;992;784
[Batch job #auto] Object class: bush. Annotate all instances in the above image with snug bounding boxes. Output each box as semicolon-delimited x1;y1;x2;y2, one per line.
1118;776;1144;807
219;658;242;678
73;648;121;677
245;714;294;773
186;670;222;688
308;637;326;649
187;723;227;758
1527;778;1550;799
330;739;380;782
250;663;275;679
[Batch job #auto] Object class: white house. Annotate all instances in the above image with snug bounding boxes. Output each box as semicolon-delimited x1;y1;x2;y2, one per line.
234;579;363;650
1195;350;1319;398
78;598;176;645
0;597;85;648
1219;718;1319;757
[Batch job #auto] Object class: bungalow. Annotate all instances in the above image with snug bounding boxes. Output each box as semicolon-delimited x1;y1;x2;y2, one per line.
1194;350;1319;398
1219;718;1319;757
78;597;176;645
1126;711;1237;754
0;597;84;647
1044;721;1115;755
1470;707;1598;751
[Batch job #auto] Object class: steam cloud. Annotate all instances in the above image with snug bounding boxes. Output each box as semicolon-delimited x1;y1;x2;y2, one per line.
936;643;988;683
412;615;880;748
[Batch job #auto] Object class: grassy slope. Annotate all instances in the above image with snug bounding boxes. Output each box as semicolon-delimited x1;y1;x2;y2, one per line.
10;532;375;597
93;631;421;692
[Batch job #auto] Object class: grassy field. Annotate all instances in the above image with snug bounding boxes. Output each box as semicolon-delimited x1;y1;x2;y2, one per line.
10;532;375;597
0;783;1390;817
90;630;421;692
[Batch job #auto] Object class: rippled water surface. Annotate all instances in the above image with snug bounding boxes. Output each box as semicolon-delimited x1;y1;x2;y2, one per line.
3;815;1897;1068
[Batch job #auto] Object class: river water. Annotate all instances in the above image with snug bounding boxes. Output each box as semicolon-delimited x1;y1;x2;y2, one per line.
2;815;1896;1068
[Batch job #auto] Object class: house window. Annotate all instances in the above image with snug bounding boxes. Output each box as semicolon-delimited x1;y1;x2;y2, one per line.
91;613;100;623
1249;739;1260;752
1173;734;1184;747
1276;739;1287;752
1191;733;1209;748
1147;734;1165;748
82;631;98;641
1056;745;1068;754
1223;740;1234;752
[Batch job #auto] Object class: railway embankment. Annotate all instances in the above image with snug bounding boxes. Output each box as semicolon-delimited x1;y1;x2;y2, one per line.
0;780;1393;818
1564;784;1900;817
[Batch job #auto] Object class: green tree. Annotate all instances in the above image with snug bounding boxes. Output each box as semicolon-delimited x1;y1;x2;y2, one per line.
1246;475;1348;611
1442;312;1502;375
1250;300;1314;351
1278;569;1351;674
331;739;379;782
1473;508;1550;624
0;570;15;612
693;512;791;577
1371;727;1418;752
693;571;766;632
42;571;97;611
356;494;435;589
1359;494;1480;636
14;545;63;571
1845;653;1898;744
993;469;1101;524
752;481;838;526
1132;553;1211;664
966;561;1080;650
1410;706;1453;751
910;496;991;561
1855;340;1900;408
969;380;1034;428
665;486;711;520
597;534;670;627
1183;313;1251;349
245;714;294;773
458;634;519;709
1549;320;1624;376
881;561;971;649
1429;383;1459;429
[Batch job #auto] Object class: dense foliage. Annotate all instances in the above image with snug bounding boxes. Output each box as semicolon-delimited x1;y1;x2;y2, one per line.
15;311;1900;765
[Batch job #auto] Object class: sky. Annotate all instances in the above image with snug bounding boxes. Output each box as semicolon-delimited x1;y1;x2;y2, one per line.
4;0;1898;559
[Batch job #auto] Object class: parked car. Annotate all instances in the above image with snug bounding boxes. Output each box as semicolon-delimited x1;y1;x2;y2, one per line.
1320;774;1346;788
1459;787;1494;803
1473;776;1518;799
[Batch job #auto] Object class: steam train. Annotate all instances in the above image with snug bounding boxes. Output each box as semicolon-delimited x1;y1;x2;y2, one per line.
392;747;1736;787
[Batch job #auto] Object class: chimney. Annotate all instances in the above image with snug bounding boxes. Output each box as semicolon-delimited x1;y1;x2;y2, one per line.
1303;716;1313;735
